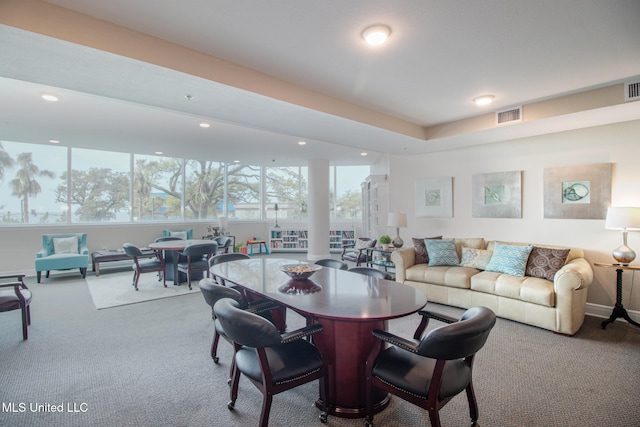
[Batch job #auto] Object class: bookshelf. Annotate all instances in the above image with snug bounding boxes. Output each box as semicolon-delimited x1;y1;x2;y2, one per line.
269;227;355;252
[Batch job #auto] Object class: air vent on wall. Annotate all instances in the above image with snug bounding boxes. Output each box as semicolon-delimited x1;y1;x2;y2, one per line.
496;106;522;126
625;81;640;102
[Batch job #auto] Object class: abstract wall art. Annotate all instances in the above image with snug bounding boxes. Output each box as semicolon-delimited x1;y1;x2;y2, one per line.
543;163;611;219
415;177;453;217
472;171;522;218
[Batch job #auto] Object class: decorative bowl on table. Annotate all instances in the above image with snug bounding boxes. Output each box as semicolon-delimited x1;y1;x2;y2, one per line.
280;263;322;281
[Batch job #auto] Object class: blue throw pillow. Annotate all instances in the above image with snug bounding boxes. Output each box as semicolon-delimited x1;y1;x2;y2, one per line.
485;242;533;277
425;239;459;266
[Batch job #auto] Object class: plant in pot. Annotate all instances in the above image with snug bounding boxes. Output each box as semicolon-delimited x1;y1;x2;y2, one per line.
379;235;392;250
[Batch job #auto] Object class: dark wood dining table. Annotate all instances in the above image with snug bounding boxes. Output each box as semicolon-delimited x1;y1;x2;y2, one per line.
148;239;214;285
210;257;428;418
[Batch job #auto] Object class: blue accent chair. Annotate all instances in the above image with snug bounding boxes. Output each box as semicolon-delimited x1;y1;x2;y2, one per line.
34;233;89;283
162;229;193;240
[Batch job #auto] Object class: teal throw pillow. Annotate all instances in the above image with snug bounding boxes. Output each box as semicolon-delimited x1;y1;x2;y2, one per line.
425;239;459;266
485;242;533;277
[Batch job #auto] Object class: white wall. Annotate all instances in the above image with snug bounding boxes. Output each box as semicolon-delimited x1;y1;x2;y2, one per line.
387;119;640;311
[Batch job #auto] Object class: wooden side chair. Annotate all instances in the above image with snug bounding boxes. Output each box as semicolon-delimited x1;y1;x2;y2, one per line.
0;274;32;340
123;243;166;291
365;306;496;427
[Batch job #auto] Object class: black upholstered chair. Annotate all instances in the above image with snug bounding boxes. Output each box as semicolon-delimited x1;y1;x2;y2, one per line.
365;306;497;427
123;243;166;291
199;278;279;364
208;253;250;285
214;236;233;253
0;274;32;340
341;237;376;265
214;298;328;426
349;266;393;280
177;242;217;289
314;258;349;270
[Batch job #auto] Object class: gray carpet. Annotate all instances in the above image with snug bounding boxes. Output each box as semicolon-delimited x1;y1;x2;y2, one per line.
1;263;639;427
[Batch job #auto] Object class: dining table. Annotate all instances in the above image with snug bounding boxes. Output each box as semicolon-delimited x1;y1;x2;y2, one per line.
148;239;214;285
210;257;428;418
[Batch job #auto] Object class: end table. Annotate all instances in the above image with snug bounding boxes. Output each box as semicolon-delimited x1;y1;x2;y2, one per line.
594;262;640;329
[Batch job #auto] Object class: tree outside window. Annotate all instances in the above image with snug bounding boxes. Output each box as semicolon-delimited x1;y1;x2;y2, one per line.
133;155;183;222
265;166;308;220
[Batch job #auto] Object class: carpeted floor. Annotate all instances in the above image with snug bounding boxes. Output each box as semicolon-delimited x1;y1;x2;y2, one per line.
1;258;640;427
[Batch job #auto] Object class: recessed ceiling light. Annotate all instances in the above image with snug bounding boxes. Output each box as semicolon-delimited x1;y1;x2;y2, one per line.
298;141;307;145
360;152;368;156
42;94;58;102
199;123;210;128
48;139;60;144
473;95;495;106
233;160;240;163
362;25;391;46
155;151;163;155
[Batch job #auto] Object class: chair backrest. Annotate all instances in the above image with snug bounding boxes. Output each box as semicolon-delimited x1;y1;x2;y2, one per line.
122;243;143;257
182;242;217;258
214;236;232;248
41;233;87;256
162;229;193;240
349;267;392;280
315;258;349;270
214;298;282;348
417;306;496;360
199;278;248;311
209;252;250;268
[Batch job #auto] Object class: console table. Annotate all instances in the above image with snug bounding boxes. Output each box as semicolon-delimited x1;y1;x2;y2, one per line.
594;262;640;329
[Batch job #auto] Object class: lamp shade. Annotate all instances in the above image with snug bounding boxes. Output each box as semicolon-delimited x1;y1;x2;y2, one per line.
387;212;407;228
605;207;640;230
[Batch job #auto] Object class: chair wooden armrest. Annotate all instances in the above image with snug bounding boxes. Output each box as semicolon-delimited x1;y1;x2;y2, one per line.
413;310;458;339
281;323;323;343
372;329;419;353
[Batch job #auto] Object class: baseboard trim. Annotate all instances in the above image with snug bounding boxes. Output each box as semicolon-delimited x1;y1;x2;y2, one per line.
586;302;640;323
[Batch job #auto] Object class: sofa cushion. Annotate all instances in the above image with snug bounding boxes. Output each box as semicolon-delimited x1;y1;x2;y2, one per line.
406;264;476;289
426;239;459;266
412;236;442;264
53;236;79;254
459;247;493;270
485;242;533;277
471;271;555;307
526;246;570;281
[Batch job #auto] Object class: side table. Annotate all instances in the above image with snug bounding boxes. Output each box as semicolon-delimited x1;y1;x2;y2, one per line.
594;262;640;329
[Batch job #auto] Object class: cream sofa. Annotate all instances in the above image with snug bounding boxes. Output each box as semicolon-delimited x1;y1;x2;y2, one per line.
391;238;593;335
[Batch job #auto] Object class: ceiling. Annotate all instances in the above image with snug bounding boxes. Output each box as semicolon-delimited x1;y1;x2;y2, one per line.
1;0;639;165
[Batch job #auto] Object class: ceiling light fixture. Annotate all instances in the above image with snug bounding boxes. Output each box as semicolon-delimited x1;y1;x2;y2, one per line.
199;123;210;128
155;151;163;155
473;95;495;106
298;141;306;145
362;25;391;46
360;152;368;156
42;94;58;102
48;139;60;144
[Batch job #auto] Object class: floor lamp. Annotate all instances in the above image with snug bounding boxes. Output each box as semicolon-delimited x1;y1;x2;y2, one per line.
274;203;280;228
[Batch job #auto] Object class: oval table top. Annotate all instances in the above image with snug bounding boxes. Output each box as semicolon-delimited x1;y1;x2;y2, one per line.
148;239;215;251
210;257;427;322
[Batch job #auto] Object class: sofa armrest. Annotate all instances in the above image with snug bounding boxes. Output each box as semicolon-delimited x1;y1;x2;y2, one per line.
79;245;89;255
554;257;593;294
390;247;416;283
36;250;47;259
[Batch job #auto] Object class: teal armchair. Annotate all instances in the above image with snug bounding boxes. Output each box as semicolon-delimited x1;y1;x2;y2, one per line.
34;233;89;283
162;229;193;240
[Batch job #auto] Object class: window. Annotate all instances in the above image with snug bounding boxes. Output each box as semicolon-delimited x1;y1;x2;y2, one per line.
133;154;183;222
184;159;225;220
227;163;260;220
265;166;308;220
333;165;368;219
0;141;66;224
67;148;131;222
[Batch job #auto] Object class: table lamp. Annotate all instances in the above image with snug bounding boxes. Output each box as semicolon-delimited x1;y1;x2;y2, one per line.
387;212;407;248
605;206;640;265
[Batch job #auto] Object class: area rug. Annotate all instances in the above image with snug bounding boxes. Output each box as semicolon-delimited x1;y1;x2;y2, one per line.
86;271;200;309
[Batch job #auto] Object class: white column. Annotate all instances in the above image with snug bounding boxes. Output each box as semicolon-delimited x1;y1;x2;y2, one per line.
307;158;330;261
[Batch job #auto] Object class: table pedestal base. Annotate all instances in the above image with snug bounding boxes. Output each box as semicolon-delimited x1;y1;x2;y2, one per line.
602;303;640;329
